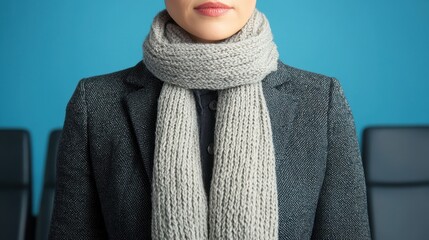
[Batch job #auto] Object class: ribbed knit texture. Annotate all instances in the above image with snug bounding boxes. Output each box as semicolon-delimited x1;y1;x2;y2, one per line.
143;9;279;240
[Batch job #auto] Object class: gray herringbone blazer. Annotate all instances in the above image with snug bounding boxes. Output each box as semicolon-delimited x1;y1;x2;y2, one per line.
48;60;371;239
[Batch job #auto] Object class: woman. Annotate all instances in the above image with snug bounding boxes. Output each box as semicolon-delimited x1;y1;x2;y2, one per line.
49;0;371;239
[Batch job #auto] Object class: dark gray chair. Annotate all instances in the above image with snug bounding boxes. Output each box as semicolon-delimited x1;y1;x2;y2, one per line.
35;129;62;240
363;126;429;240
0;129;33;240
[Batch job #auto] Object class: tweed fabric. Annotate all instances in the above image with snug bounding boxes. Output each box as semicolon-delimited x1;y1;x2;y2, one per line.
48;60;372;240
143;9;279;240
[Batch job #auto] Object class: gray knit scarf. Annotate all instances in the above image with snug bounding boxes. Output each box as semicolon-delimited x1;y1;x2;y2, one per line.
143;9;279;239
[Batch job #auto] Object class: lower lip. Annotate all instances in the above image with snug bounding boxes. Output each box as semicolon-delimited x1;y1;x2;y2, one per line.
195;8;231;17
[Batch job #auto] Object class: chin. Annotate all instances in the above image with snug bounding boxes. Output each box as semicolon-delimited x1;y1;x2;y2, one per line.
190;24;240;43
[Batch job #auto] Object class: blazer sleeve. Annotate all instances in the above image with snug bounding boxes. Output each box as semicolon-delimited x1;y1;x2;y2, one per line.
311;77;372;239
48;79;108;240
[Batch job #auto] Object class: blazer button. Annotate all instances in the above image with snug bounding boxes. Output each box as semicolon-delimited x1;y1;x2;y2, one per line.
209;100;217;111
207;142;214;155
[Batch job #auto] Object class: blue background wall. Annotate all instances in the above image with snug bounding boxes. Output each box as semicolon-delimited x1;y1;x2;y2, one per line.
1;1;428;215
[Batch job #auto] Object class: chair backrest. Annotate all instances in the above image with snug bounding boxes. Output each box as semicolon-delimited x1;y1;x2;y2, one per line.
35;129;62;240
0;129;32;240
363;126;429;240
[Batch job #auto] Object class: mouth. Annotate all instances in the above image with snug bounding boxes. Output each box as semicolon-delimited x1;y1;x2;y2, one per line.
194;2;233;17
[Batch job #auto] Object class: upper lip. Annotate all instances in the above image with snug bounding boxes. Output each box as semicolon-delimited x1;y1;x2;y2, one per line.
194;2;233;9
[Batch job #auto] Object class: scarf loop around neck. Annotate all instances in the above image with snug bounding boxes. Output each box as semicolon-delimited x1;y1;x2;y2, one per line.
143;9;279;239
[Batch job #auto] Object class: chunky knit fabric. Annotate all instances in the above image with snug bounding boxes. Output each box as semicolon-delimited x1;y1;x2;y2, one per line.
143;9;280;239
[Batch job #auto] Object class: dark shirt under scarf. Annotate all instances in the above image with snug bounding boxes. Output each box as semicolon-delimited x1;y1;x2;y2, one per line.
192;89;218;198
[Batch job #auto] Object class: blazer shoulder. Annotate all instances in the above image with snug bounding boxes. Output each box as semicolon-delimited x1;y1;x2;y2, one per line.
274;60;342;108
279;62;336;90
76;63;141;100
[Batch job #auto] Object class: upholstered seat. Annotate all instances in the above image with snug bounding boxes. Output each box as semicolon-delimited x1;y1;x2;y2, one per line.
363;126;429;240
36;129;62;240
0;129;33;240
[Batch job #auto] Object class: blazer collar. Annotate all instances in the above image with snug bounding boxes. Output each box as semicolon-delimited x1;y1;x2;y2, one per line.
124;60;298;188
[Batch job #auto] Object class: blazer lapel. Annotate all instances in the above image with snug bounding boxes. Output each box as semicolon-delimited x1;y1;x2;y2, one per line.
124;60;299;186
124;61;162;187
262;65;299;161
